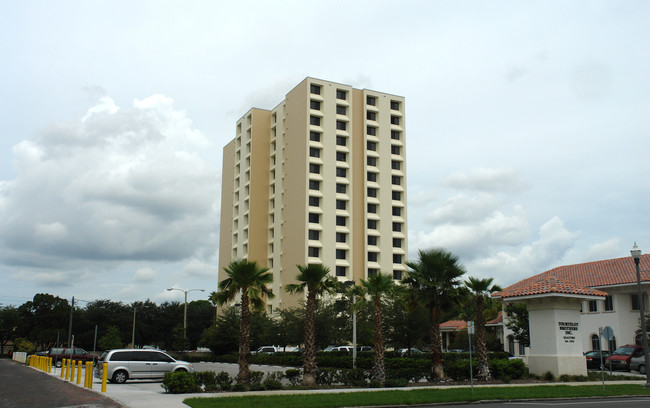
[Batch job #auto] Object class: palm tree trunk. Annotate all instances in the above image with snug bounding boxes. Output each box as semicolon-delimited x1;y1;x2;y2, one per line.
302;290;317;386
430;306;444;380
372;296;385;384
237;290;251;384
475;296;490;378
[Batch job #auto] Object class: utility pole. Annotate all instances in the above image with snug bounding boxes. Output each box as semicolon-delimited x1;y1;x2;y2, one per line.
67;296;74;347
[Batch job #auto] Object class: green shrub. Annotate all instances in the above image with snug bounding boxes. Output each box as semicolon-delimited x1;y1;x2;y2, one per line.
315;368;338;386
542;371;555;381
489;359;527;380
249;371;265;391
444;359;478;381
384;378;408;387
231;382;248;392
284;368;302;386
193;371;218;391
162;371;201;394
215;371;233;391
337;368;369;387
263;372;284;390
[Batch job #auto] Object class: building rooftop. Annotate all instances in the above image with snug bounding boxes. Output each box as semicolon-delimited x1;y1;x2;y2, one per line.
494;254;650;299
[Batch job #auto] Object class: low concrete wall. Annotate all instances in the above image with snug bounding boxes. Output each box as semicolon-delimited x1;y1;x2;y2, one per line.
528;355;586;377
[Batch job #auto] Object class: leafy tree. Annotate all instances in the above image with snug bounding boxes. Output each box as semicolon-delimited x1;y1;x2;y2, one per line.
213;260;274;384
285;264;339;386
199;305;240;354
98;326;123;350
14;337;35;353
0;306;20;355
352;272;397;385
465;277;502;379
17;294;70;350
384;297;428;350
505;302;530;347
403;248;466;380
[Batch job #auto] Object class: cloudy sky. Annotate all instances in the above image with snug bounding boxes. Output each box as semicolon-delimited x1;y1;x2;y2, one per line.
1;1;648;307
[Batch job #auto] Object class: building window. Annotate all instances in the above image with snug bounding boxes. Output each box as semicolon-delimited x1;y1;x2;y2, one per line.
588;300;598;312
591;334;601;351
336;232;347;243
336;216;347;226
367;188;377;198
336;167;347;178
392;207;402;216
336;249;346;259
310;84;321;95
310;116;321;126
368;268;378;277
309;196;320;206
391;160;401;170
508;336;515;355
518;342;525;355
367;126;377;136
336;152;347;162
308;213;320;223
390;100;400;110
310;131;321;142
391;145;401;155
308;247;320;257
392;222;402;232
392;175;401;185
336;120;347;131
309;147;320;158
367;172;377;182
604;295;614;311
336;136;347;146
368;252;378;262
393;254;403;264
367;203;377;213
336;105;347;115
391;130;401;140
367;157;377;166
309;180;320;190
368;219;378;229
635;333;644;346
308;230;320;240
608;336;617;352
392;191;402;200
367;141;377;151
393;270;402;280
367;111;377;121
391;116;400;125
367;96;376;106
336;89;347;100
336;199;347;210
368;235;378;246
336;266;347;276
336;184;347;194
631;294;646;311
393;238;402;248
309;163;321;174
310;100;321;110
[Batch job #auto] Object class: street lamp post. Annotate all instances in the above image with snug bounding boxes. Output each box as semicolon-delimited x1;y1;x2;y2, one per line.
631;243;650;388
167;287;205;340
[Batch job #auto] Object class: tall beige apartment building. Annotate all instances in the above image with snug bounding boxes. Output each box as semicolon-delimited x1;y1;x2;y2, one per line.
218;78;407;312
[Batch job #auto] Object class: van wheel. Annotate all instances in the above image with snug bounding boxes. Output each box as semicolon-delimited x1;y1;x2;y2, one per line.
640;365;646;374
55;361;62;368
175;368;187;373
112;370;128;384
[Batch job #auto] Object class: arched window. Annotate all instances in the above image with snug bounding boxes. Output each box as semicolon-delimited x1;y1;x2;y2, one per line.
608;336;617;352
635;332;643;346
508;335;515;355
591;334;601;351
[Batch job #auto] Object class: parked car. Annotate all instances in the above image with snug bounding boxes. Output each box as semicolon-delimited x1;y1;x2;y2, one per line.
252;346;278;354
584;350;610;369
396;348;423;357
630;354;648;374
47;347;98;367
331;346;354;353
605;344;644;371
94;349;194;384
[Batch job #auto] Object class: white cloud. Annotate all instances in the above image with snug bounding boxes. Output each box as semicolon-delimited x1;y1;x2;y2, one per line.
582;238;623;262
443;167;529;193
133;267;157;283
34;222;68;240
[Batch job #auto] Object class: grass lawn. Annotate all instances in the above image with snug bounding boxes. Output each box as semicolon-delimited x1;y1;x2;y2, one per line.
184;384;650;408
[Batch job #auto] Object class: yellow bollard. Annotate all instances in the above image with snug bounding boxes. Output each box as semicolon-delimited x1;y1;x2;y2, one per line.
61;359;66;379
65;359;70;381
76;361;82;385
89;362;94;389
49;357;52;373
70;360;76;383
84;362;89;388
101;362;108;392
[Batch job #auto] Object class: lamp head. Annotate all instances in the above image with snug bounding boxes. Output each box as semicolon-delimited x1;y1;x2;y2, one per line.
631;242;642;260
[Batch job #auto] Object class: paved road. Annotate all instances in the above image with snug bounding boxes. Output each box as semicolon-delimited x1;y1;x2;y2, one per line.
0;358;123;408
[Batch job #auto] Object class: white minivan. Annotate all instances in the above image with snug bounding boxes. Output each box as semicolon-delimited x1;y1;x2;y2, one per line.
94;349;194;384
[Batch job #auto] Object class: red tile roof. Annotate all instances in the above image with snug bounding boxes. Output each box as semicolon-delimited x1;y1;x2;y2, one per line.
486;311;503;325
439;320;467;331
495;254;650;299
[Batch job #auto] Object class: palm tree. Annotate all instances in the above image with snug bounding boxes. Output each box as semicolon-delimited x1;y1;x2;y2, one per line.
213;259;274;384
403;248;466;380
353;272;397;385
465;276;502;379
285;264;339;386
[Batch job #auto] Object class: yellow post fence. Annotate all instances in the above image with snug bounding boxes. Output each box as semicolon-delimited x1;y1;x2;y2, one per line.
70;360;76;383
76;361;81;385
62;358;67;379
101;362;108;392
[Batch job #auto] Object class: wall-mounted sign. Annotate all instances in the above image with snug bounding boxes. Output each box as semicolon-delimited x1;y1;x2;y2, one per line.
558;321;579;343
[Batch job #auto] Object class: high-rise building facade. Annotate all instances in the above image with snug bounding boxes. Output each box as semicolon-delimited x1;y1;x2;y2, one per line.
218;78;407;312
